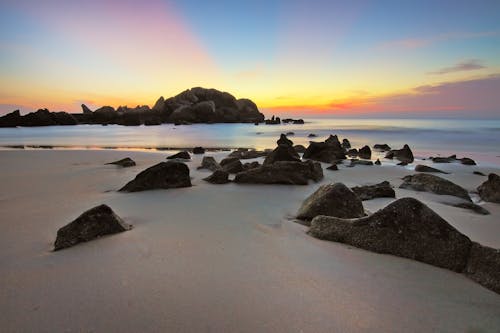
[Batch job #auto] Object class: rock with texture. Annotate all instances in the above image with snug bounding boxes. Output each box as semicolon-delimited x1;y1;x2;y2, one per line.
106;157;136;167
234;160;323;185
400;173;471;201
119;161;191;192
477;173;500;203
351;181;395;200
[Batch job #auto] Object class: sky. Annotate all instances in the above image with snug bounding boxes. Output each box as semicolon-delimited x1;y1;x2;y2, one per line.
0;0;499;118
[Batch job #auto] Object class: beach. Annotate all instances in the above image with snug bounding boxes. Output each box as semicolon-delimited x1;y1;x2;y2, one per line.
1;148;499;332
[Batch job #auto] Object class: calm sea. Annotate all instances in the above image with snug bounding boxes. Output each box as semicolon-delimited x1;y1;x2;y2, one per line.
1;118;499;165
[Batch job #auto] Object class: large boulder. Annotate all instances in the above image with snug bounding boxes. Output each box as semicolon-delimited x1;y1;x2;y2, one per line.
296;183;364;224
119;161;192;192
358;145;371;159
465;243;500;294
220;157;243;173
351;181;395;201
309;198;472;272
203;170;230;184
385;144;414;163
54;204;131;251
234;160;323;185
106;157;136;167
400;174;471;201
263;145;300;165
477;173;500;203
303;140;346;164
197;156;221;171
415;164;448;174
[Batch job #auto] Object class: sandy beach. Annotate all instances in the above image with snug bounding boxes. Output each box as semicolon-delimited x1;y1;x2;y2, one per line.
0;148;499;332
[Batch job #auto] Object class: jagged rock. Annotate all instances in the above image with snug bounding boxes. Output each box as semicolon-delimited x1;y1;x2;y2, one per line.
451;202;490;215
21;109;58;126
358;145;371;159
228;149;267;159
0;110;22;127
477;173;500;203
106;157;136;167
374;159;381;165
296;183;364;224
220;158;243;173
327;164;338;171
373;144;391;151
119;161;191;192
308;198;472;272
234;160;323;185
351;181;395;200
342;139;351;149
303;137;346;163
197;156;221;171
54;204;131;251
400;174;471;201
277;134;293;146
263;145;300;165
81;104;93;114
415;165;448;174
385;144;414;163
460;157;476;165
465;243;500;294
293;145;307;153
325;135;340;145
193;147;205;154
203;170;230;184
167;151;191;160
349;159;373;167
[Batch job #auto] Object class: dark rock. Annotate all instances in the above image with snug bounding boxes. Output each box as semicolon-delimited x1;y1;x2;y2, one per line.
54;204;131;251
193;147;205;154
234;160;323;185
400;174;471;201
228;149;267;159
167;151;191;160
451;202;490;215
277;134;293;146
374;159;381;165
325;135;341;146
243;161;261;170
465;243;500;294
203;170;230;184
347;149;358;156
342;139;351;149
282;118;305;124
303;140;346;163
197;156;221;171
415;165;449;174
351;181;395;200
221;158;243;173
0;110;22;127
106;157;136;167
327;164;338;171
21;109;58;126
51;112;78;125
460;157;476;165
293;145;307;153
308;133;317;138
81;104;93;114
373;144;391;151
263;145;300;165
286;131;295;136
358;145;371;159
119;161;191;192
397;162;408;166
385;144;414;163
431;155;457;163
349;159;373;167
308;198;472;272
477;173;500;203
474;171;486;176
296;183;364;224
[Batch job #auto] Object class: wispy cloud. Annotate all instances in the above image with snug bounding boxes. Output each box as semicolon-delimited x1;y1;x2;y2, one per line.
378;31;500;50
429;59;486;75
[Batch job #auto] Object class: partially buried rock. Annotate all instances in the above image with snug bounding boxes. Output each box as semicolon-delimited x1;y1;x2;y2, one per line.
228;149;267;159
193;147;205;154
197;156;221;171
358;145;371;159
167;151;191;160
277;133;293;146
308;133;317;138
431;155;456;163
308;198;472;272
400;173;471;201
351;181;395;201
473;171;486;176
465;243;500;294
263;144;300;165
349;159;373;167
119;161;191;192
415;164;448;174
296;183;364;224
106;157;136;167
234;160;323;185
451;202;490;215
220;157;243;173
54;204;131;251
385;144;414;163
203;170;230;184
477;173;500;203
460;157;476;165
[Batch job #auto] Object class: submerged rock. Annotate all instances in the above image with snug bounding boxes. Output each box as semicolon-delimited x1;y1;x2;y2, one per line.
309;198;472;272
54;204;131;251
431;155;456;163
460;157;476;165
296;183;364;224
106;157;136;167
234;160;323;185
415;164;448;174
351;181;395;201
385;144;414;163
477;173;500;203
203;170;230;184
119;161;191;192
263;145;300;165
400;173;471;201
167;151;191;160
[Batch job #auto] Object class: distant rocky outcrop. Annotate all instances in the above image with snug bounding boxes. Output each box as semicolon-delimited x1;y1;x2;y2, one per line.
477;173;500;203
119;161;191;192
54;204;131;251
234;160;323;185
400;174;471;201
106;157;136;167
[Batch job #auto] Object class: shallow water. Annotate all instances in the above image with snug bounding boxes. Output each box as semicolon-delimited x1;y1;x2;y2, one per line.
1;118;499;165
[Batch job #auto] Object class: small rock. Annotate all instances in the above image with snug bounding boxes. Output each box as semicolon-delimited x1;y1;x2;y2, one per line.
342;138;351;149
221;158;243;174
263;145;300;165
477;173;500;203
307;133;317;138
373;144;391;151
197;156;221;171
473;171;486;176
351;181;395;200
167;151;191;160
193;147;205;154
374;159;381;165
349;159;373;167
385;144;414;163
415;164;448;174
327;164;338;171
234;160;323;185
293;145;307;153
106;157;136;167
452;202;490;215
358;145;371;159
203;170;230;184
286;131;295;136
460;157;476;165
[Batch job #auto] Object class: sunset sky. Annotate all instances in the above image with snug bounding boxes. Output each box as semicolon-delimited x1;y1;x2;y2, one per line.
1;0;499;117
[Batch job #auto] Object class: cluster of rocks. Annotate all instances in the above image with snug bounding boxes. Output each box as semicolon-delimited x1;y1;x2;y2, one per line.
430;154;476;165
0;87;265;127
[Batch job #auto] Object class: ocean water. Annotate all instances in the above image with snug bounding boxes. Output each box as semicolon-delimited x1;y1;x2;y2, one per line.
1;118;499;165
